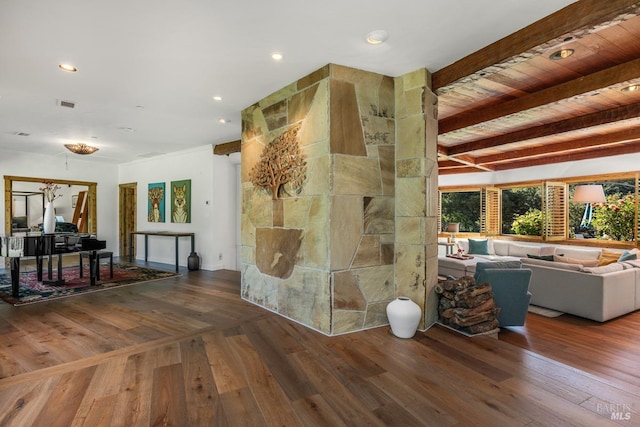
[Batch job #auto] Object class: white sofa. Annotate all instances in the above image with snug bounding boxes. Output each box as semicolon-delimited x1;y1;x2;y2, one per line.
438;238;640;322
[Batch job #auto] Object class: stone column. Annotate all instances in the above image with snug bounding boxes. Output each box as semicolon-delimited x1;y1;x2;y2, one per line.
394;68;439;329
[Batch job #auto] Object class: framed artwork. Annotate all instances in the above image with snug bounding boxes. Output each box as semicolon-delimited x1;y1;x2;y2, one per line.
148;182;166;223
71;195;78;208
170;179;191;223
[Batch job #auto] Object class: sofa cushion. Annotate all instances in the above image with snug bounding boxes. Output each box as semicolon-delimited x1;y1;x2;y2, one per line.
581;263;625;274
539;246;557;256
527;254;554;261
509;243;541;257
599;249;622;266
620;259;640;269
456;239;496;255
559;246;602;260
521;257;584;271
618;250;638;262
468;239;490;255
493;240;510;256
554;255;599;267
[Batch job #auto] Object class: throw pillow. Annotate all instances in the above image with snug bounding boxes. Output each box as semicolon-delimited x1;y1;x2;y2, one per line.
468;239;489;255
527;254;554;261
554;255;599;267
598;249;621;266
618;250;638;262
522;257;583;271
581;263;625;274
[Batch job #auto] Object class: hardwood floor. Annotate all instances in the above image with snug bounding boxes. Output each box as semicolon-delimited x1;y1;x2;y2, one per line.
0;263;637;426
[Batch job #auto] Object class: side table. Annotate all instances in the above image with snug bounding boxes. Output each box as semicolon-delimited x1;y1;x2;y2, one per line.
438;242;456;255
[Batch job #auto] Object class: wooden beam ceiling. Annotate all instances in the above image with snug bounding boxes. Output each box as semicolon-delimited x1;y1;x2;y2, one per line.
213;140;241;156
433;0;640;89
435;0;640;174
438;58;640;135
444;102;640;156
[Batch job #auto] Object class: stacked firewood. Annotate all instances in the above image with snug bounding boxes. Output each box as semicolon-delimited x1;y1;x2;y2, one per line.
435;276;500;335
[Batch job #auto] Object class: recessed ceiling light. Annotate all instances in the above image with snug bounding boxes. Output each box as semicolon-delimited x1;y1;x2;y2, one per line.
549;49;574;60
366;30;389;45
58;63;77;73
213;96;223;101
271;52;283;61
621;84;639;93
219;118;228;124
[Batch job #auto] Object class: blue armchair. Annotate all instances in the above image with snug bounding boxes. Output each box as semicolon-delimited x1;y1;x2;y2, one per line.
474;261;532;327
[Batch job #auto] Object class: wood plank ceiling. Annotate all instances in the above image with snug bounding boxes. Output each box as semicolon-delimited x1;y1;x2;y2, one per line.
434;0;640;175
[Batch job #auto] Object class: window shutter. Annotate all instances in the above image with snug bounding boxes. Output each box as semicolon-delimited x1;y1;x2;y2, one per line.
481;187;500;235
544;182;566;240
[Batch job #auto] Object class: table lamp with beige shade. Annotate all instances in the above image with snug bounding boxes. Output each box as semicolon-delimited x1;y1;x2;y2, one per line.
445;222;460;243
573;184;606;227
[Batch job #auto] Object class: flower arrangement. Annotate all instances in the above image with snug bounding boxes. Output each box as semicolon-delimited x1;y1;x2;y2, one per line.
40;180;62;203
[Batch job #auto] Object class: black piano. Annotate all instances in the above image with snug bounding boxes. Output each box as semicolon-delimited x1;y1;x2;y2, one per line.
1;234;106;298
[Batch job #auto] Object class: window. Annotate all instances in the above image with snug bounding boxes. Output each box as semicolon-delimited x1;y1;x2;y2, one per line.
439;172;640;245
569;178;637;242
501;185;542;236
440;190;481;233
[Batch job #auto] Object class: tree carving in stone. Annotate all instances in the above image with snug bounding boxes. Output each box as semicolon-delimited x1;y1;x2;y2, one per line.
250;124;307;200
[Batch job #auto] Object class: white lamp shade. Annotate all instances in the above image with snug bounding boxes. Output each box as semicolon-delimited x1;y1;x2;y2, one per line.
446;223;460;233
573;185;606;203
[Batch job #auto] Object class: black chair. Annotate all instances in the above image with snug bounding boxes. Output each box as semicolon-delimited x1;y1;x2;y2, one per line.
79;250;113;280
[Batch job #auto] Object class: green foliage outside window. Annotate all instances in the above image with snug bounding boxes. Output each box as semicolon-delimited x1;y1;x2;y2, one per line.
502;187;542;235
591;194;637;241
569;180;636;240
511;209;543;236
440;191;480;232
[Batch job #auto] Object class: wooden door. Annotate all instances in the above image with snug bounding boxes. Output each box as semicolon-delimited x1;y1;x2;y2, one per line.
119;183;137;259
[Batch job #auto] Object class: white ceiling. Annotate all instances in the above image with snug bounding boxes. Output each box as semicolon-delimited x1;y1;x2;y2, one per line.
0;0;576;164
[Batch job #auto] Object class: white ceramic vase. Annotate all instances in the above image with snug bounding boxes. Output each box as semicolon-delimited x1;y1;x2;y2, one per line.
43;201;56;234
386;296;422;338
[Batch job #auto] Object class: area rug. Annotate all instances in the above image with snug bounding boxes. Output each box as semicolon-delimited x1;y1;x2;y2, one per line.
528;304;564;318
0;263;179;306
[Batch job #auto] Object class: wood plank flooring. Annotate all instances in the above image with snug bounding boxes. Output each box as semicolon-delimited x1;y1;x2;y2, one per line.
0;263;638;426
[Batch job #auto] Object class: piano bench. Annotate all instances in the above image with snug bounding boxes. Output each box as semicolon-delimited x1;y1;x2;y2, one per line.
79;250;113;281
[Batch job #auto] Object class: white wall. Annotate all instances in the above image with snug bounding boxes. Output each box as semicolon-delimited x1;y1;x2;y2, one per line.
440;153;640;187
0;149;120;251
229;152;242;270
118;145;238;271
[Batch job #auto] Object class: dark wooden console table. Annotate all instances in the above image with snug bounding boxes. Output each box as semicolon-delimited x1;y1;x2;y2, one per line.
129;231;195;272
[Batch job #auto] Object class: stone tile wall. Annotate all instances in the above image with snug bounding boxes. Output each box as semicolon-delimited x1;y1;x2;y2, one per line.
241;66;332;334
242;63;436;335
394;69;439;329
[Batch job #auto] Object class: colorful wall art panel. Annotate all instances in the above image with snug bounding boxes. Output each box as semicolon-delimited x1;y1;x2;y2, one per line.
148;182;166;222
170;179;191;223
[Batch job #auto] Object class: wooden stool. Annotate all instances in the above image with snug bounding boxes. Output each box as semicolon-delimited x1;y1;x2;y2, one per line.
79;250;113;281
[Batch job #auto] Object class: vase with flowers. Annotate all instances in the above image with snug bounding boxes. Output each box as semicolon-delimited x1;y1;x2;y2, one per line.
40;180;62;234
